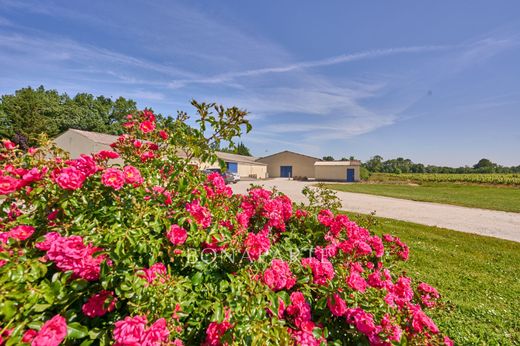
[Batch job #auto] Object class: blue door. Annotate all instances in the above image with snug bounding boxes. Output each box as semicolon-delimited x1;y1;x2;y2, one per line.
280;166;293;177
226;162;238;173
346;168;355;182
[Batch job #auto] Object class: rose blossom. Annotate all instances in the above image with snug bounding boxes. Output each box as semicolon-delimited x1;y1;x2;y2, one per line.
7;225;35;241
82;290;117;318
139;120;156;133
263;259;296;291
244;231;270;261
0;174;19;195
158;130;168;140
167;225;188;246
185;200;212;228
142;318;169;346
53;166;86;190
97;150;120;160
2;140;16;150
327;293;348;317
113;315;147;346
31;314;67;346
21;329;38;343
301;257;335;285
101;168;125;190
123;166;143;186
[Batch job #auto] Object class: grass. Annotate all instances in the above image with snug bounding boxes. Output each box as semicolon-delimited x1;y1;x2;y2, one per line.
346;212;520;345
324;182;520;213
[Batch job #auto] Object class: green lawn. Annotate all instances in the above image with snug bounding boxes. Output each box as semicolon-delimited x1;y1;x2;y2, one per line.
324;183;520;213
347;212;520;345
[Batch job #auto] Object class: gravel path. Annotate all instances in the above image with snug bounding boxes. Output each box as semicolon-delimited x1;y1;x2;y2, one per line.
231;179;520;243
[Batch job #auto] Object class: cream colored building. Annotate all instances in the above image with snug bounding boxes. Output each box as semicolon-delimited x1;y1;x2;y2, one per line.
314;161;361;182
256;150;321;178
54;129;267;179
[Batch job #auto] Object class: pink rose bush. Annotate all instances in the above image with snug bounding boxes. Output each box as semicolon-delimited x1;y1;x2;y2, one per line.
0;103;451;345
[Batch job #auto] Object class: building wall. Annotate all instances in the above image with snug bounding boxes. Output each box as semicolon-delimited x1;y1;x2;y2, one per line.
54;131;124;164
257;152;318;178
315;165;361;181
238;164;267;179
198;161;267;179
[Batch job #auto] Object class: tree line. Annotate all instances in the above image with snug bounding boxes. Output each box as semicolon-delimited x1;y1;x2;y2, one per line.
363;156;520;174
0;86;142;148
0;86;255;156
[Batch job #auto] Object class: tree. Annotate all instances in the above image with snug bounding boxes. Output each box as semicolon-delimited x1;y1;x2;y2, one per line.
232;142;252;156
340;156;355;161
473;158;496;169
0;86;138;146
322;156;335;161
219;141;252;156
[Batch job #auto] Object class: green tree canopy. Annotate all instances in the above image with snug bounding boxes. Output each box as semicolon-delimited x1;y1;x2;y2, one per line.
0;86;138;148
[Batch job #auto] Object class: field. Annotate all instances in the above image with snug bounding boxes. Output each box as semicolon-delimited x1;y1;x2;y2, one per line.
368;172;520;186
324;182;520;212
347;212;520;345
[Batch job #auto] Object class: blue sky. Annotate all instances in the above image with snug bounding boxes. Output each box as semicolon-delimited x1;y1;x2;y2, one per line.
1;1;519;166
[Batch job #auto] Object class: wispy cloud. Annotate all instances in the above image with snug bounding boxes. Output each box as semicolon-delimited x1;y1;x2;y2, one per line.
168;45;450;88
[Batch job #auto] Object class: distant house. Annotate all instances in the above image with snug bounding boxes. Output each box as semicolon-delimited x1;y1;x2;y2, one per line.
256;150;360;182
314;160;361;182
54;129;268;179
256;150;321;178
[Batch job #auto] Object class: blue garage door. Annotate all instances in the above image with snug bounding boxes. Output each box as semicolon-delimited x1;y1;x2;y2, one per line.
280;166;293;177
346;168;355;182
226;162;238;173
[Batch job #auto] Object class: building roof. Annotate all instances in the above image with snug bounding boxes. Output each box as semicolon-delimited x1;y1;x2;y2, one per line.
257;150;322;162
66;128;119;145
315;160;361;166
62;129;266;165
216;151;266;165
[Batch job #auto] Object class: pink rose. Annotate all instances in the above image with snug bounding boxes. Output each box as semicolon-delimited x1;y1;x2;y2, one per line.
139;120;156;133
123;166;143;186
97;150;120;160
53;166;86;190
347;271;367;292
263;259;296;291
185;200;212;228
22;329;38;343
167;225;187;246
2;140;16;150
142;318;169;346
244;231;270;261
32;314;67;346
82;290;117;318
0;174;20;195
327;293;347;317
8;225;35;241
113;315;147;346
158;130;168;140
101;168;125;190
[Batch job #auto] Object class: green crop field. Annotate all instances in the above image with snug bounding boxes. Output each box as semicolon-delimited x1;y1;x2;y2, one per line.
368;172;520;186
324;182;520;212
347;212;520;345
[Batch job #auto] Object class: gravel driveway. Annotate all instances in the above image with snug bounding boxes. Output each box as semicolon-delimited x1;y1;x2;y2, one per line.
231;178;520;243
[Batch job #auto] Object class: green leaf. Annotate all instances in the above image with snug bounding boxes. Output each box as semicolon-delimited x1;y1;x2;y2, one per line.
191;272;203;286
67;322;88;339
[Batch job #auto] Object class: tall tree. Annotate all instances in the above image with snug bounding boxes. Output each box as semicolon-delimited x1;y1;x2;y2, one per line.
0;86;138;146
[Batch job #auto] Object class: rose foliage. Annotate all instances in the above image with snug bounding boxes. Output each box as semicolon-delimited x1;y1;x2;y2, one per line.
0;101;452;345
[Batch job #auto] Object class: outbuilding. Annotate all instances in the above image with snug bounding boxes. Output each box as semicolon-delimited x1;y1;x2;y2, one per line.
314;160;361;182
54;129;267;179
256;150;321;178
208;151;267;179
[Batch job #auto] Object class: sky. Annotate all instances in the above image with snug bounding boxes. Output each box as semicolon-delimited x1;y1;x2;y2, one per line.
1;0;519;166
